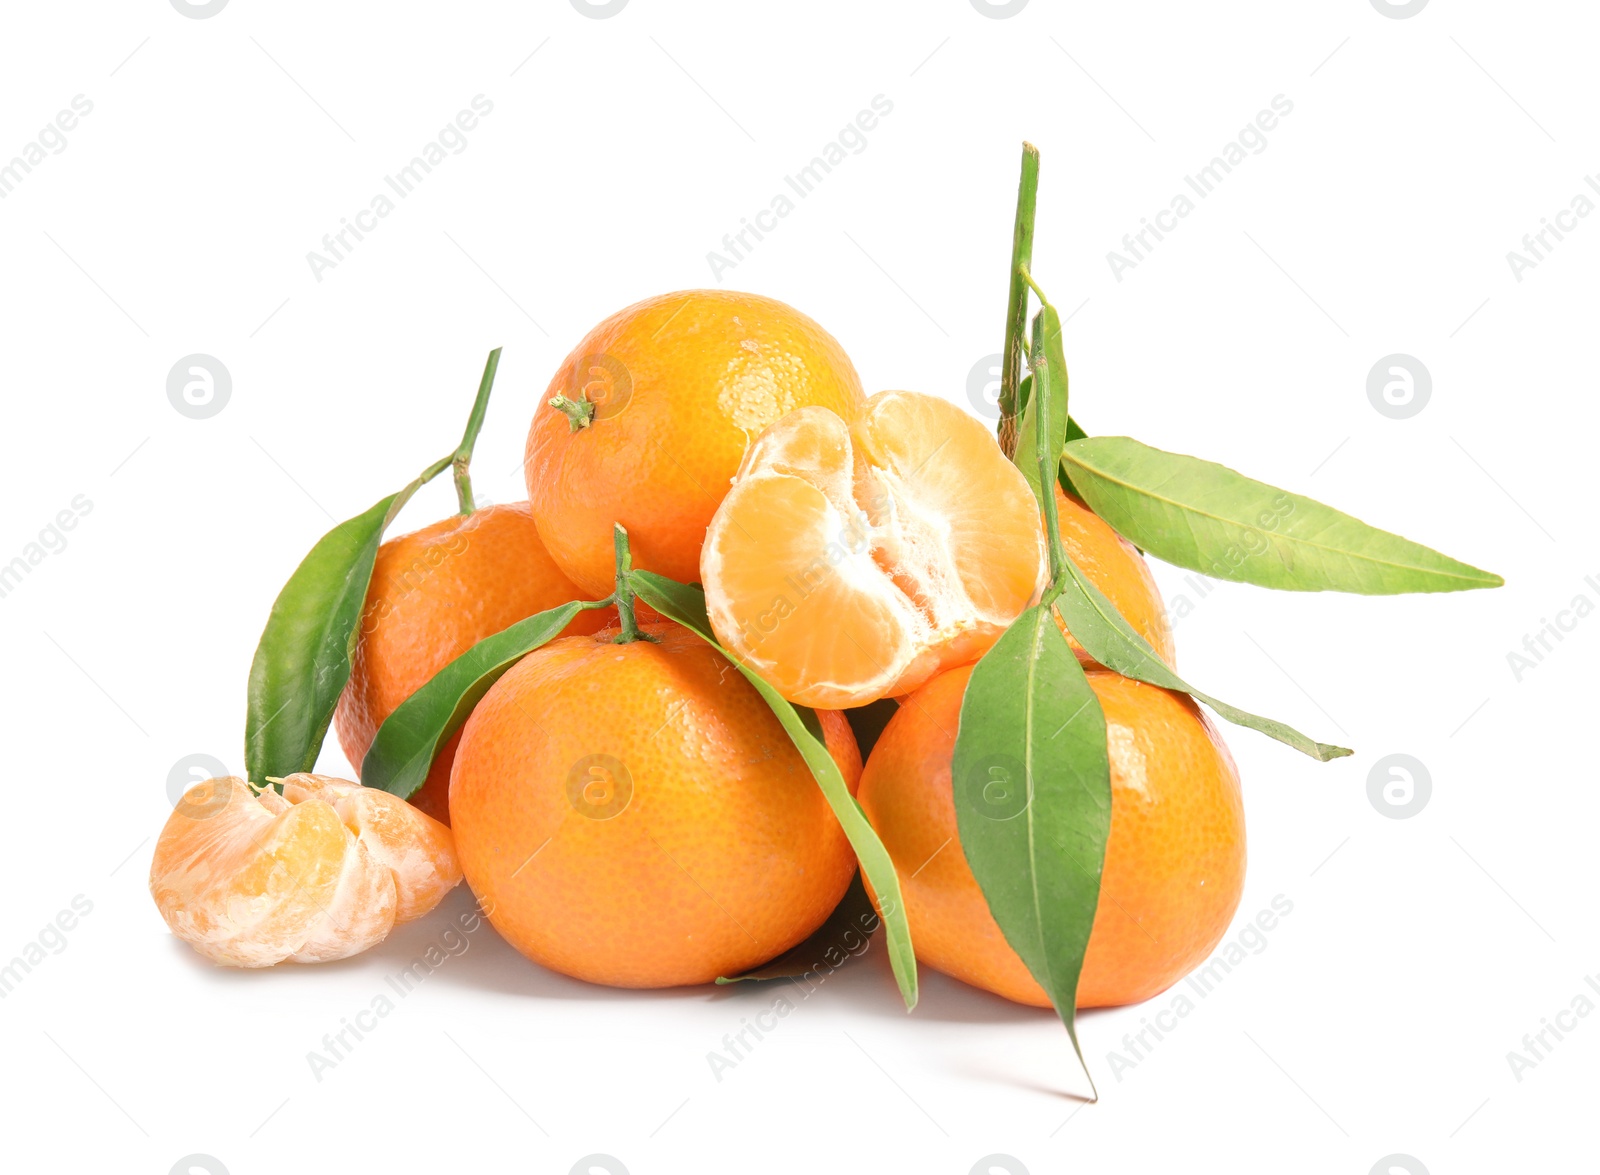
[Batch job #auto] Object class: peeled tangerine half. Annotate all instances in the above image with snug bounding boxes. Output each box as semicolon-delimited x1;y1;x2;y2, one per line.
703;390;1047;709
150;774;460;967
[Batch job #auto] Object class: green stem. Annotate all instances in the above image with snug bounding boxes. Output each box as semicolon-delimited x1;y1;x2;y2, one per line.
610;524;657;644
418;453;454;485
1017;263;1049;308
999;142;1040;461
452;346;502;515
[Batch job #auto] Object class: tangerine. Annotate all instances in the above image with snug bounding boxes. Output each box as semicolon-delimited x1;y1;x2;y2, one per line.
524;290;867;598
857;663;1244;1008
701;391;1047;709
448;620;862;988
149;774;460;967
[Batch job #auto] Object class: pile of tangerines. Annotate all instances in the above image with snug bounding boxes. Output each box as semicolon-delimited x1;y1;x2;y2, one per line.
150;147;1498;1092
152;286;1228;1008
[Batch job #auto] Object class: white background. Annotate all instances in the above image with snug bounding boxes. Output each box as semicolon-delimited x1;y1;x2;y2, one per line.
1;1;1593;1172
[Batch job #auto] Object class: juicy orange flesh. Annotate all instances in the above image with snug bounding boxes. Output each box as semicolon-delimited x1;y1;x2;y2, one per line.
703;391;1046;708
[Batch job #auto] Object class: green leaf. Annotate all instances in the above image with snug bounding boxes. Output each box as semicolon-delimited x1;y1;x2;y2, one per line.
952;604;1110;1096
629;570;919;1011
1060;436;1504;594
1053;553;1351;761
361;599;610;798
1057;415;1088;499
243;349;509;785
245;467;445;784
1013;305;1069;507
717;872;880;983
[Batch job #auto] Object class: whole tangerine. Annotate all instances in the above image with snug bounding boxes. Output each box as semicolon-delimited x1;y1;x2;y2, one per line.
857;662;1244;1008
449;620;863;988
524;290;867;598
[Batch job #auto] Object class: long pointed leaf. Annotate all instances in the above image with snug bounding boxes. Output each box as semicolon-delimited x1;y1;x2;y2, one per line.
361;599;609;798
1061;436;1503;594
629;570;919;1012
1054;554;1351;761
952;604;1110;1096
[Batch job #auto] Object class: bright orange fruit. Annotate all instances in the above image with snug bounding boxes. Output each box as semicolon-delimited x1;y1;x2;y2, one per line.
335;501;608;824
857;663;1244;1008
448;620;862;988
701;391;1047;709
523;290;867;598
149;774;460;967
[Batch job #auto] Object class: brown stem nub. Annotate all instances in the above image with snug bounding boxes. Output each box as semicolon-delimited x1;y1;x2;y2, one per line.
550;393;596;433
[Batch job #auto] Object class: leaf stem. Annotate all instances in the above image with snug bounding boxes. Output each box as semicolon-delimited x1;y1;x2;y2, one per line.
452;346;502;515
419;453;454;484
610;524;657;644
999;143;1040;461
1016;263;1049;308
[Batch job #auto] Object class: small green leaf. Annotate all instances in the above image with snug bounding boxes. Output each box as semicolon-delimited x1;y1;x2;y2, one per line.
952;604;1110;1096
1061;436;1504;594
245;468;445;784
1013;305;1069;507
629;570;919;1011
717;872;880;984
361;598;610;798
1053;554;1351;761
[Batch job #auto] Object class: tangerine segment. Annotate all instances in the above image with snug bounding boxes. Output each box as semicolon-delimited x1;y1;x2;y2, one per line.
854;391;1046;626
702;392;1046;709
280;774;461;923
149;776;460;967
857;664;1244;1009
448;622;860;989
